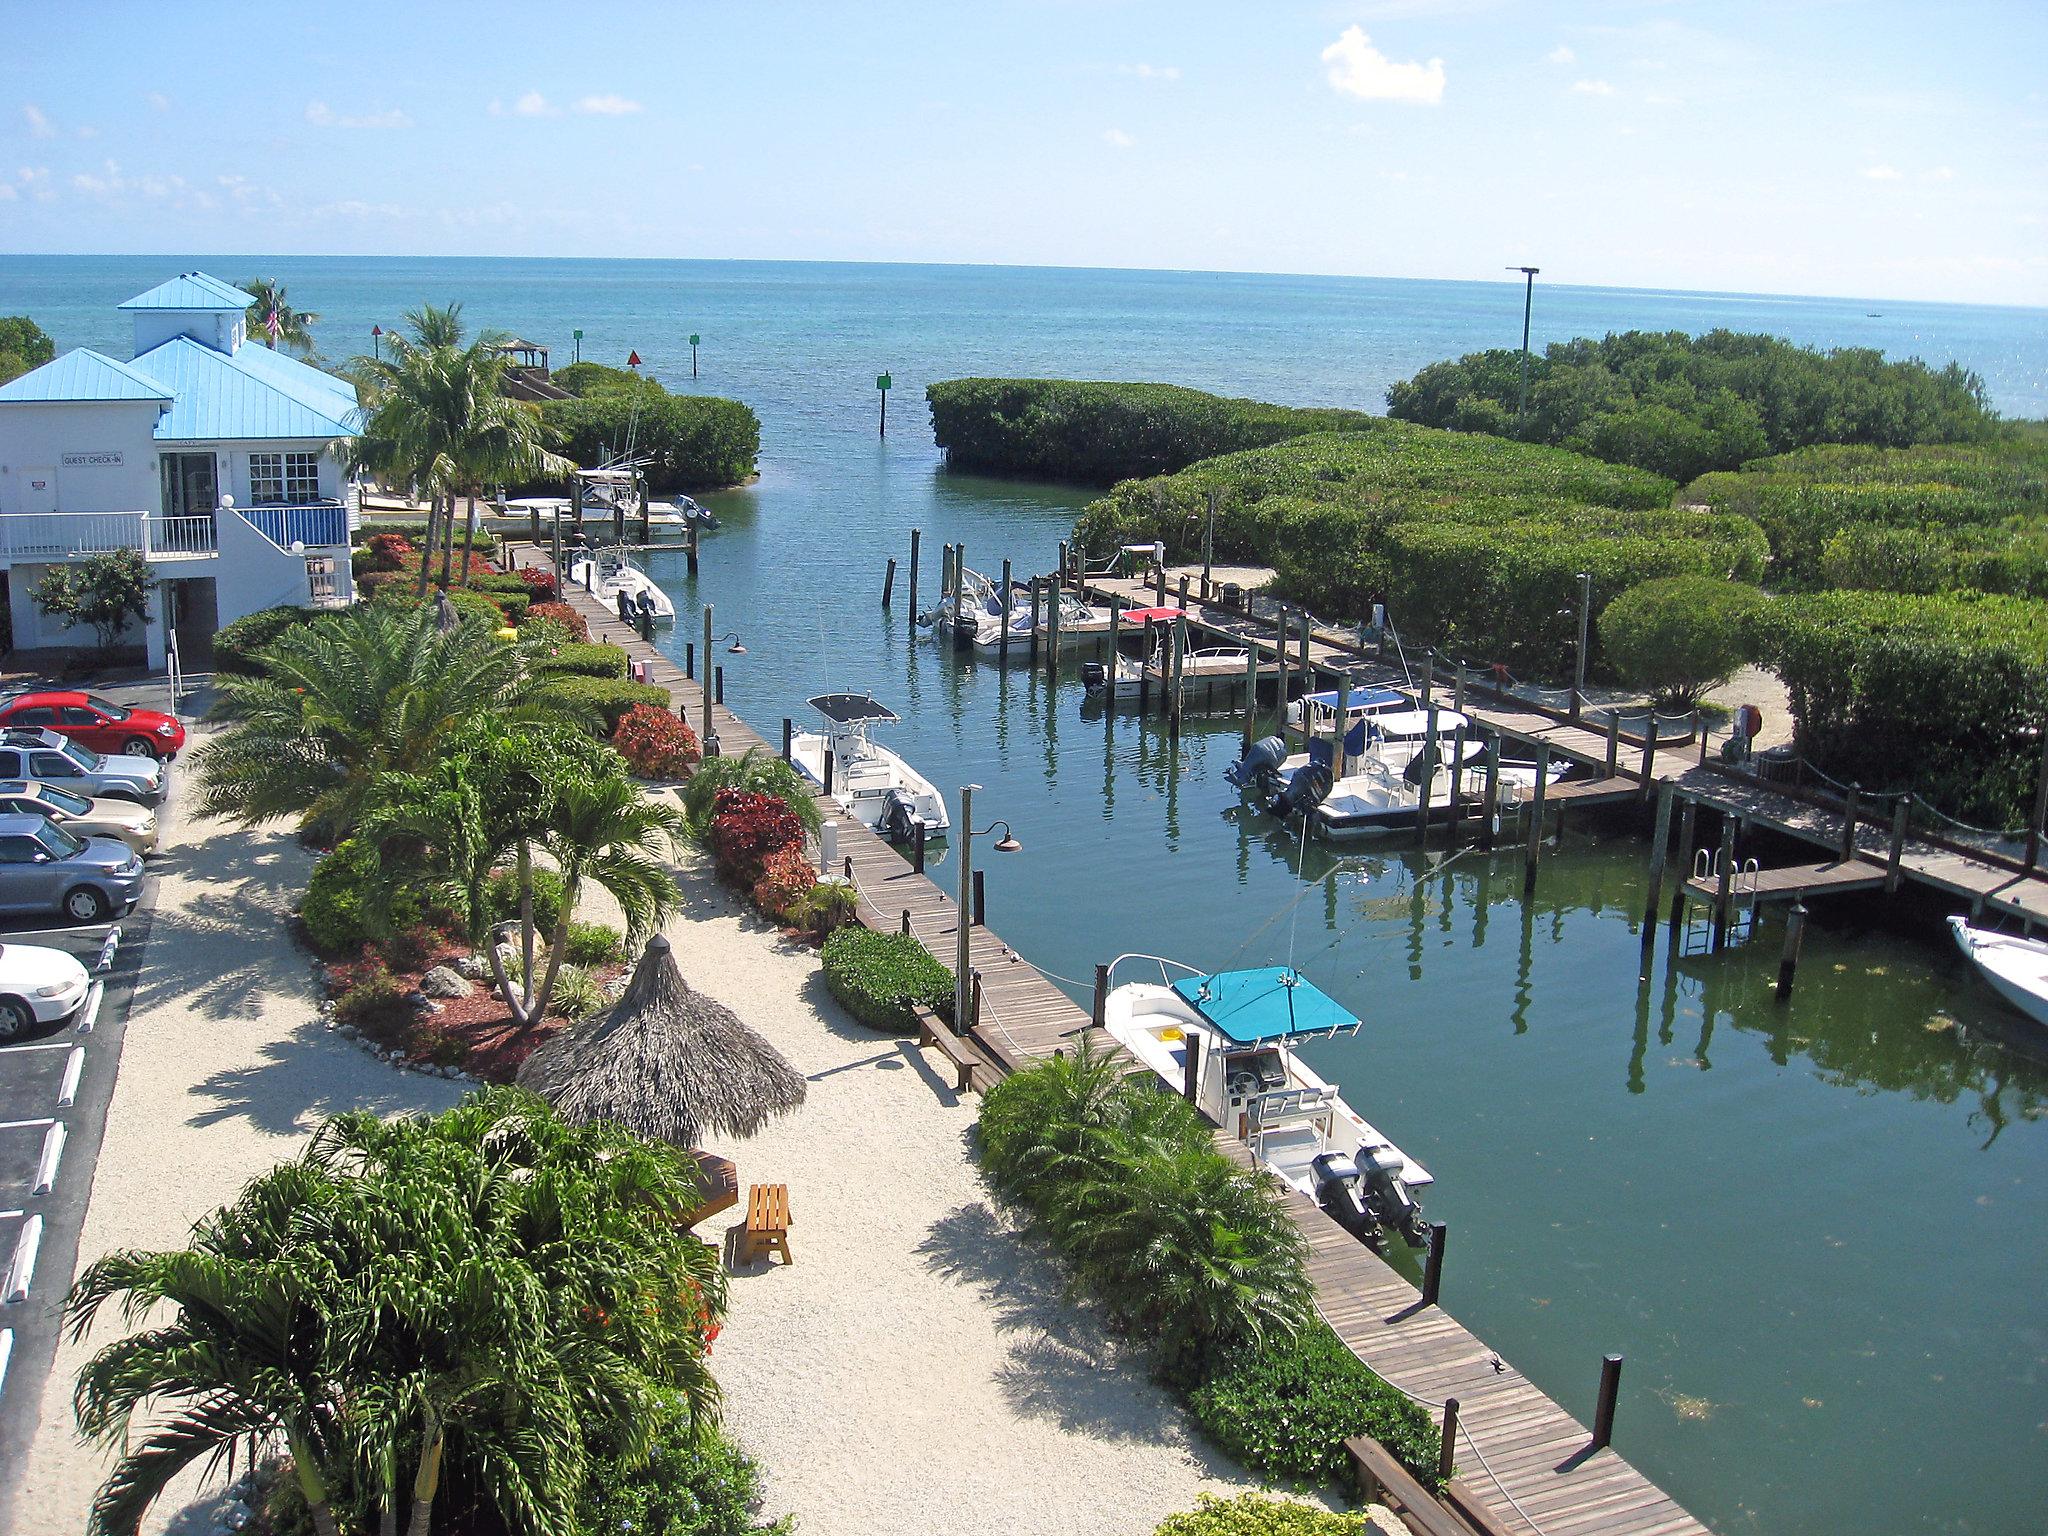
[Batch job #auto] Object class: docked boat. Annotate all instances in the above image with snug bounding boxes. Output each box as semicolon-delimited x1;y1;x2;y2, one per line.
1101;955;1432;1250
1080;607;1250;696
1948;918;2048;1034
566;548;676;623
1285;685;1412;734
789;693;950;842
937;568;1109;649
671;495;719;531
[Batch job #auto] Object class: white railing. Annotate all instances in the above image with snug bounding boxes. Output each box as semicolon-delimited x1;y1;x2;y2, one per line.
0;510;218;559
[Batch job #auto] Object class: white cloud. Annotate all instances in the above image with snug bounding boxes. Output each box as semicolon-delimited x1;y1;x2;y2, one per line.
1570;79;1616;96
1546;45;1575;65
1118;63;1181;81
22;104;55;139
305;101;411;129
1103;127;1136;149
1321;26;1446;106
1924;165;1955;181
576;94;643;116
76;125;98;139
17;167;52;202
146;91;170;112
1862;164;1902;181
491;91;559;118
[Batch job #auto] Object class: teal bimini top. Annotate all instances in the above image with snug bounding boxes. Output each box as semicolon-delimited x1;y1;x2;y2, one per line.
1171;966;1361;1046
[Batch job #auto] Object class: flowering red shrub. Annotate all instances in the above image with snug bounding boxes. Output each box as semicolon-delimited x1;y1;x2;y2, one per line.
613;704;700;778
751;845;818;922
364;533;414;571
707;790;804;885
524;600;590;641
519;567;560;601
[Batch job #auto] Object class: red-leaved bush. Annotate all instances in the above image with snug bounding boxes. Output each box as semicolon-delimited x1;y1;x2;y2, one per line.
707;789;804;885
752;845;819;922
524;600;590;641
364;533;414;571
519;567;561;601
613;704;700;779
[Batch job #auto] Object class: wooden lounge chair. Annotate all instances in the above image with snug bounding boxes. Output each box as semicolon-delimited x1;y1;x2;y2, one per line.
738;1182;792;1266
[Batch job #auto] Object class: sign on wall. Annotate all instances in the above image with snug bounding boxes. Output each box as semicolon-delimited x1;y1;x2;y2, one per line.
60;451;124;468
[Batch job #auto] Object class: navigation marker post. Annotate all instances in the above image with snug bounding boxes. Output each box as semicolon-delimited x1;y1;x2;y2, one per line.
877;372;892;437
690;332;701;378
573;328;583;364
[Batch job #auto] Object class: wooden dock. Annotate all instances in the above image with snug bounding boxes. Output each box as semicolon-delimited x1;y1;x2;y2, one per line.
530;551;1717;1536
1681;858;1886;908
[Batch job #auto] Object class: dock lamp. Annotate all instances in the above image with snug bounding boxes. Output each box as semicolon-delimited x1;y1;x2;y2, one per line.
954;785;1023;1034
1506;265;1540;436
722;631;747;655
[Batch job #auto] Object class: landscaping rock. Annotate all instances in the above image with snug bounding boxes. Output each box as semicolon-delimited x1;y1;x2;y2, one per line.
421;964;473;999
456;953;493;980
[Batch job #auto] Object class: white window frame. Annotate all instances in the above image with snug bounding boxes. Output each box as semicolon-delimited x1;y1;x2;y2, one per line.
249;451;323;506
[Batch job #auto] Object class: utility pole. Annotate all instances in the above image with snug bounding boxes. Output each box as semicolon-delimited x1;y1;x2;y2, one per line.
1507;266;1540;437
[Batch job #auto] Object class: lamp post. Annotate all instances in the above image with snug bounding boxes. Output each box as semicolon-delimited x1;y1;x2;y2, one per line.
1506;265;1540;437
371;324;382;361
700;603;718;756
1572;571;1591;722
953;784;1021;1032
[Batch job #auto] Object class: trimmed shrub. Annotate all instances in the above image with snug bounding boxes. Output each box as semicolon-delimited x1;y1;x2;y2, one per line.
540;392;760;490
302;840;397;957
485;865;567;934
751;845;819;923
614;703;702;778
706;790;803;886
680;748;822;839
821;927;953;1031
1190;1324;1442;1490
214;604;322;677
927;378;1377;485
1598;576;1765;707
517;566;560;601
541;674;670;732
329;955;414;1037
575;1425;780;1536
563;921;625;968
552;360;653;398
1153;1494;1369;1536
540;640;628;678
523;599;589;640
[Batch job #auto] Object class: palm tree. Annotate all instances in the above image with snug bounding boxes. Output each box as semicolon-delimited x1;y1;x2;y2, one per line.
194;604;590;839
494;771;687;1028
241;278;318;355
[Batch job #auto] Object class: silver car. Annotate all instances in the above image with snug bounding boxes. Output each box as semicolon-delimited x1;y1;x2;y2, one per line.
0;811;146;923
0;730;164;804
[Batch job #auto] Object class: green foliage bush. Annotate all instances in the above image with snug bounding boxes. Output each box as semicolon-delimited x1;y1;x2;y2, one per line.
820;927;953;1031
1387;330;1994;481
487;864;567;933
542;674;671;732
1746;590;2048;824
214;604;322;677
301;838;420;956
1598;576;1765;707
927;378;1378;485
553;360;654;398
541;392;760;490
0;315;56;386
575;1423;786;1536
1151;1494;1367;1536
541;642;631;678
564;920;626;967
547;962;607;1020
1189;1324;1442;1490
679;748;822;838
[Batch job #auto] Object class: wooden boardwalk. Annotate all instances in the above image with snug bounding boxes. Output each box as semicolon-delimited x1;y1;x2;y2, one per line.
1084;574;2048;928
531;552;1717;1536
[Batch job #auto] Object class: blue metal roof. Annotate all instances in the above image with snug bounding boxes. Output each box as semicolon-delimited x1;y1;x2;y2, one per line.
1172;967;1361;1045
116;271;255;312
0;349;173;404
132;337;362;441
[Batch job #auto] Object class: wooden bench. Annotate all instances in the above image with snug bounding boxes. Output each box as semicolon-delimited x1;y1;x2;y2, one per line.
914;1006;992;1093
1344;1435;1502;1536
738;1182;793;1266
679;1150;738;1229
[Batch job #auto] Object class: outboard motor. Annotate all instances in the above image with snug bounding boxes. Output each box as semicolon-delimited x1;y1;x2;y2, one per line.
1311;1151;1382;1246
1081;660;1110;692
1226;734;1289;793
881;788;922;845
1355;1143;1428;1248
1268;759;1333;820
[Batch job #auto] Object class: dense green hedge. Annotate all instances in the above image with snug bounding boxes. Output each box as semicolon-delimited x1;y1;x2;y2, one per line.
821;928;953;1030
927;379;1378;484
539;392;759;491
1387;329;1994;482
1153;1494;1369;1536
540;674;670;732
552;360;654;398
540;642;631;679
1746;590;2048;824
214;604;322;677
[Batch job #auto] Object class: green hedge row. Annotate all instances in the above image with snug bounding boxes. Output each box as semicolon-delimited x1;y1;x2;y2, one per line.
538;392;759;491
927;379;1379;485
214;604;322;676
540;674;670;732
1746;590;2048;825
540;642;631;679
821;928;954;1030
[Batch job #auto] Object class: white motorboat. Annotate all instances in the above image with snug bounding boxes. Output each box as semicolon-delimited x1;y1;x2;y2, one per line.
567;548;676;623
671;495;719;531
1101;955;1432;1250
937;568;1111;648
1948;918;2048;1034
1081;607;1252;696
789;694;950;841
492;496;576;527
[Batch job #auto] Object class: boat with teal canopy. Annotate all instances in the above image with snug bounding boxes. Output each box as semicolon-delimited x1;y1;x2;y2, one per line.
1170;966;1363;1045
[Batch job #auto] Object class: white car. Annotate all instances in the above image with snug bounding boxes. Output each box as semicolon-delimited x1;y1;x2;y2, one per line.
0;940;91;1039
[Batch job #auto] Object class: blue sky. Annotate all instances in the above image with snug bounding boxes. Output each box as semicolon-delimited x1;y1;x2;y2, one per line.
4;1;2044;306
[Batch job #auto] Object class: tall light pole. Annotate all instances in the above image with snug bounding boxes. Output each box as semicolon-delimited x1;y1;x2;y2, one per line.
953;784;1020;1033
1572;571;1592;722
1507;265;1540;437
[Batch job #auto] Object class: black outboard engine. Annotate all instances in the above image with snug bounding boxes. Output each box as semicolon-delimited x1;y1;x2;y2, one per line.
1226;734;1290;793
1355;1143;1429;1248
1081;660;1110;692
1268;759;1333;820
1311;1151;1382;1246
880;788;922;845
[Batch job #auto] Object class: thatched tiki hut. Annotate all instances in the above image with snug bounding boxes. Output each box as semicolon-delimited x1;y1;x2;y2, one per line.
518;934;808;1151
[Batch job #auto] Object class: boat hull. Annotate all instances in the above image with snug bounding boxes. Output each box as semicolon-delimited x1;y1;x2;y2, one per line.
1949;917;2048;1035
790;730;951;837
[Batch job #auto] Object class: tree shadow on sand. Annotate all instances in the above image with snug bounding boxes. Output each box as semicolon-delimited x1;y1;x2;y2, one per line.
915;1200;1234;1467
186;1020;463;1137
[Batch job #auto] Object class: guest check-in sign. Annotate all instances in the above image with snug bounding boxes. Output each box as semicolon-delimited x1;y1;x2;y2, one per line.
61;451;123;467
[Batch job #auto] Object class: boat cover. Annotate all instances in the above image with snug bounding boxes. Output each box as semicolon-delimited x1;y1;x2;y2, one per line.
1171;966;1361;1045
808;693;901;726
1117;606;1185;624
1301;687;1405;712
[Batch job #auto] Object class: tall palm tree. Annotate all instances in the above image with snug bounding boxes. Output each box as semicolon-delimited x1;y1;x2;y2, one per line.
241;278;318;355
194;604;591;838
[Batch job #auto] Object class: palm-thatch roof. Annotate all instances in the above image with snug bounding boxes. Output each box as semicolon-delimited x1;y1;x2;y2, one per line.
517;935;807;1147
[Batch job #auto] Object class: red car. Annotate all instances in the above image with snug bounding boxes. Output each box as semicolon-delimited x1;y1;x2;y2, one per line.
0;691;186;759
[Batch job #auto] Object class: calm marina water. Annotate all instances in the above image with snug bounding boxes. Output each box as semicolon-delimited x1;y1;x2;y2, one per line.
10;256;2048;1534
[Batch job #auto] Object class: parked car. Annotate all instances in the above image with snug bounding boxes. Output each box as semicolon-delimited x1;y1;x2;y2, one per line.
0;731;165;803
0;780;159;855
0;690;185;759
0;812;145;923
0;940;91;1038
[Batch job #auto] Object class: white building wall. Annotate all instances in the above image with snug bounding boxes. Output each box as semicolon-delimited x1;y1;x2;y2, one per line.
131;309;244;357
205;438;348;508
0;400;165;516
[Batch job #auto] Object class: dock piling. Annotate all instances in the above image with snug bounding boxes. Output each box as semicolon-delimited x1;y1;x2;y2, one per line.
684;641;695;680
714;665;725;706
1711;814;1738;951
1447;725;1466;828
1606;713;1621;778
881;557;896;608
1840;782;1861;862
1639;718;1658;800
972;868;985;927
912;820;926;874
900;908;911;935
1242;642;1260;750
1523;744;1552;896
1439;1399;1461;1487
907;529;921;630
780;717;791;763
1334;674;1352;777
999;559;1012;660
1669;796;1697;936
1178;573;1191;612
1092;963;1109;1027
1422;1222;1447;1306
1027;577;1041;662
1887;800;1909;893
1776;900;1808;1002
1182;1029;1203;1103
1416;704;1440;848
1642;781;1674;969
1480;734;1502;850
1106;599;1122;715
1591;1355;1624;1451
1168;617;1186;738
686;518;700;576
822;748;834;797
700;604;714;755
1047;572;1062;671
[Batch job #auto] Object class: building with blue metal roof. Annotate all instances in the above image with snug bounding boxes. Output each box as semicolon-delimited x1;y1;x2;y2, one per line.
0;272;359;666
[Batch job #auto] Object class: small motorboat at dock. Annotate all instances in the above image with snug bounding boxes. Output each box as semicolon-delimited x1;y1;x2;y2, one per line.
1948;918;2048;1037
789;693;950;842
567;547;676;624
1101;955;1431;1250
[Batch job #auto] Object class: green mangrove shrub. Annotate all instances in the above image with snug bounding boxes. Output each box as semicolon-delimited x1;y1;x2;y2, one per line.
821;928;953;1030
1598;576;1765;708
541;674;671;732
541;390;760;490
540;641;631;678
